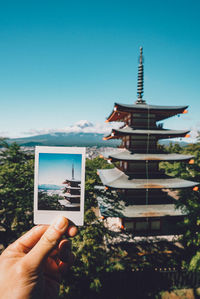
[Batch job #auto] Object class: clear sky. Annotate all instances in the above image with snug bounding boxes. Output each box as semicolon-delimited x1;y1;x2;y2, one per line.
0;0;200;138
38;153;82;185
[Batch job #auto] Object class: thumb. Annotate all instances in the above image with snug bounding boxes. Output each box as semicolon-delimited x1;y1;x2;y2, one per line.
24;216;69;268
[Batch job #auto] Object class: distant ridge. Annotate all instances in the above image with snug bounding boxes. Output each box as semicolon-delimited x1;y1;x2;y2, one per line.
5;120;193;147
9;132;120;147
7;131;189;148
39;184;62;190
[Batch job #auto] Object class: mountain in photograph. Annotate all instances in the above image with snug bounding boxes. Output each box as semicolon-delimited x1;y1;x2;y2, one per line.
38;184;62;190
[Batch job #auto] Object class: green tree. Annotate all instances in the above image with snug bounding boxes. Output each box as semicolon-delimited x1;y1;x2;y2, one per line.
0;140;34;248
161;142;200;269
60;157;126;299
84;156;114;209
0;146;125;298
38;191;65;210
178;143;200;269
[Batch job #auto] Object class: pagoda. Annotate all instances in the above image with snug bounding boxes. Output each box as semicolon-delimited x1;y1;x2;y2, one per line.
59;162;81;211
97;47;198;236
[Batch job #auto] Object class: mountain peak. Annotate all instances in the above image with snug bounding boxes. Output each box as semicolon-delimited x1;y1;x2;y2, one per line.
70;120;94;130
76;120;93;127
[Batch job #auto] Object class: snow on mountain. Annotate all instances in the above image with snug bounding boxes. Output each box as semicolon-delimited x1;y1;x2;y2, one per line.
64;120;122;134
22;120;122;137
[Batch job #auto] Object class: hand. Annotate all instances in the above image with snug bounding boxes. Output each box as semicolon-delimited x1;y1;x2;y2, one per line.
0;216;77;299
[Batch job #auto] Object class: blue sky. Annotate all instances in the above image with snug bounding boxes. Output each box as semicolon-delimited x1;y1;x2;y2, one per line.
0;0;200;139
38;153;82;185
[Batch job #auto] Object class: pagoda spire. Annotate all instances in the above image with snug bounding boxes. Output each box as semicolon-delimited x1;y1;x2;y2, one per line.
135;46;146;104
72;161;74;180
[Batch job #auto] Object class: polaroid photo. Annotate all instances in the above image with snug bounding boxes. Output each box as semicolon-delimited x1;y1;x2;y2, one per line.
34;146;86;226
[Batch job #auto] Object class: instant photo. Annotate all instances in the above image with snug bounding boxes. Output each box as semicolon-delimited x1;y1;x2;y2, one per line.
34;146;85;226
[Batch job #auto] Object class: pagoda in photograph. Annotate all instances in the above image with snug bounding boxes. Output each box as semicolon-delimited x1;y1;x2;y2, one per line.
97;47;198;236
59;162;81;211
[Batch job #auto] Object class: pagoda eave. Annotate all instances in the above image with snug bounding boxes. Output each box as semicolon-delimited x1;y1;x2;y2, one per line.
64;194;80;198
97;199;185;218
98;168;198;190
106;103;188;122
102;149;194;162
106;109;129;122
62;179;81;184
59;199;80;208
104;127;189;140
63;186;81;190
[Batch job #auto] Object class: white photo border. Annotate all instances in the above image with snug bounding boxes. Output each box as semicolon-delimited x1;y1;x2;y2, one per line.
34;146;86;226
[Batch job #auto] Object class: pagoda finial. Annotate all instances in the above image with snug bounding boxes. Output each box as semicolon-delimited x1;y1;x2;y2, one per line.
135;46;146;104
72;161;74;180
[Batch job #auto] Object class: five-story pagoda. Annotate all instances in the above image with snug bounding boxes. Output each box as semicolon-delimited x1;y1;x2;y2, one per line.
59;162;81;211
97;47;198;236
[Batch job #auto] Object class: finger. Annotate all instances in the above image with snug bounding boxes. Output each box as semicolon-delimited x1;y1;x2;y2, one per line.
58;261;68;273
50;226;77;256
44;259;61;283
24;216;69;268
45;256;59;273
58;253;75;274
67;225;78;237
58;239;71;262
49;248;59;257
5;225;48;255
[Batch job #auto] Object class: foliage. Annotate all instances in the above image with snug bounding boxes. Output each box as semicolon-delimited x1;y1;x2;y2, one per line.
84;157;113;210
165;142;182;154
0;140;34;248
161;142;200;269
61;210;125;299
189;251;200;271
60;157;126;298
38;191;64;210
0;139;200;296
0;146;124;297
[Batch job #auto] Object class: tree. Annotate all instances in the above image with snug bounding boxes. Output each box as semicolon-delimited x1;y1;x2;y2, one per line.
38;191;65;210
2;140;200;296
60;157;126;299
178;143;200;269
161;142;200;268
84;157;113;209
0;140;34;248
0;147;126;297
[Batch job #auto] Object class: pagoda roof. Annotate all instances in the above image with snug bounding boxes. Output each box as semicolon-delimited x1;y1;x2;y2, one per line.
64;194;80;198
62;179;81;184
104;126;189;140
97;198;185;218
102;149;194;162
63;186;81;190
58;199;80;208
97;168;198;189
106;103;188;122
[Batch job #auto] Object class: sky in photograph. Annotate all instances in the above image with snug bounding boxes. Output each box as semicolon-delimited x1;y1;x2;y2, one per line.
38;153;82;185
0;0;200;139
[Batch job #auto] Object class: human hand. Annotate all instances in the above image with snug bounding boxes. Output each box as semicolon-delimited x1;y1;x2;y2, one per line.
0;216;77;299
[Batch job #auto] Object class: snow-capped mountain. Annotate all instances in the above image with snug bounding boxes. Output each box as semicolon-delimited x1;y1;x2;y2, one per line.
9;120;121;147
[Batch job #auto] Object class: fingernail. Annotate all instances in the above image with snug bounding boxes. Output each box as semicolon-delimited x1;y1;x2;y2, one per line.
53;216;68;231
67;225;78;237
